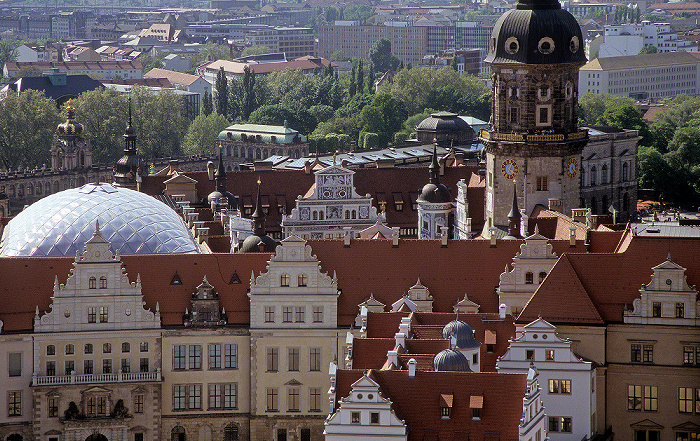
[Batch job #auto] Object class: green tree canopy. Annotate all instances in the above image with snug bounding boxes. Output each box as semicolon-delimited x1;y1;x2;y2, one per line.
73;88;128;164
358;93;405;147
181;113;230;155
130;86;188;159
577;92;635;126
215;67;228;117
639;45;658;54
369;38;400;73
0;90;61;169
248;104;316;135
241;46;272;57
596;103;650;143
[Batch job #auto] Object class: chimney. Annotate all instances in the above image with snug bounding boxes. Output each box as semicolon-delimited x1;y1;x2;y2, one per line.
408;358;417;378
387;350;399;367
399;317;411;336
207;161;215;181
569;227;577;247
392;228;399;247
499;303;507;320
395;332;406;348
490;228;497;247
168;159;181;175
548;198;562;213
343;229;351;247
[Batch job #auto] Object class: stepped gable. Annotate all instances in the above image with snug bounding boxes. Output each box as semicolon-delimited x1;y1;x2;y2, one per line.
335;369;526;441
519;236;700;324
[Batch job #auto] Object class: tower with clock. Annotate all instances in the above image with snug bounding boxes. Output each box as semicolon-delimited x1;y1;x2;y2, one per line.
480;0;588;236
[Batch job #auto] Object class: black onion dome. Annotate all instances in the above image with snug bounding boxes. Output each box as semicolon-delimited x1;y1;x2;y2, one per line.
57;100;84;137
418;146;451;204
416;111;473;133
433;349;471;372
442;320;482;349
485;0;586;65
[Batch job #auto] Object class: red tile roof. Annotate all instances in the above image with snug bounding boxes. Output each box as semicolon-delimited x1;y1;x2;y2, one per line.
334;369;527;441
519;236;700;324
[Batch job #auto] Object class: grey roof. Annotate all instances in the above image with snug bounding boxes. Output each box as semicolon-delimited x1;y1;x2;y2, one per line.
6;75;103;104
433;349;471;372
415;111;474;133
0;183;200;257
485;0;587;65
442;320;482;349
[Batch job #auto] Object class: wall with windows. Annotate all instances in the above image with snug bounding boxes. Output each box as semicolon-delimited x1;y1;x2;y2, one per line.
0;335;33;441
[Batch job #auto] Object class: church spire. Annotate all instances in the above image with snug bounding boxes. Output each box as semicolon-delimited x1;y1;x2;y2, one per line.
114;96;140;188
215;142;227;193
507;181;522;239
429;142;440;185
252;177;265;236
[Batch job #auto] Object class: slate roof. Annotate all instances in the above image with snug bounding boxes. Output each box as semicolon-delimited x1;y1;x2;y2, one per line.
334;369;527;441
6;75;104;102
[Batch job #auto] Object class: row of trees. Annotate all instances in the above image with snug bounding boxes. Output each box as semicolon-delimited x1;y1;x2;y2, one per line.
578;92;700;207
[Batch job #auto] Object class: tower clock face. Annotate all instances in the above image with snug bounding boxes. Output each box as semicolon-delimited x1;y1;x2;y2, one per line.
501;159;519;180
567;158;578;178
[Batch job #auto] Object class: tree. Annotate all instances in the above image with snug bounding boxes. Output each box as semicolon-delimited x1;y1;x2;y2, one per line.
369;38;400;73
349;64;357;96
577;92;635;127
0;39;18;70
131;86;188;159
195;42;231;63
596;103;650;143
356;60;364;94
181;113;230;154
248;104;316;135
73;88;128;164
241;46;271;57
358;93;405;147
0;90;61;170
201;90;213;116
639;45;658;54
241;65;256;120
136;52;166;73
215;67;228;117
366;63;375;94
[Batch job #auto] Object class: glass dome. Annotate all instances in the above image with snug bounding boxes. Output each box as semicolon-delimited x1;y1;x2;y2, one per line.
0;183;200;256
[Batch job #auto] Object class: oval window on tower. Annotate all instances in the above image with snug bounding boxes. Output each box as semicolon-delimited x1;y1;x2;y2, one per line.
570;36;580;53
505;37;519;55
538;37;555;54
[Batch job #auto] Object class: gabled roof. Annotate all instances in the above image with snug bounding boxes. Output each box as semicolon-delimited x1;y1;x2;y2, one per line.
335;369;526;441
144;68;202;86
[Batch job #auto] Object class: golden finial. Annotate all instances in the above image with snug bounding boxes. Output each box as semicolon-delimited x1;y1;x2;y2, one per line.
66;98;74;111
257;176;261;185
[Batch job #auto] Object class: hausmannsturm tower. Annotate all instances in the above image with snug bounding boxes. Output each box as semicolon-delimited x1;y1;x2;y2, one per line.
480;0;588;235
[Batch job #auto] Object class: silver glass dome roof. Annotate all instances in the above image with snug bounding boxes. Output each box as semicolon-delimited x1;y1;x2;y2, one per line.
0;183;200;256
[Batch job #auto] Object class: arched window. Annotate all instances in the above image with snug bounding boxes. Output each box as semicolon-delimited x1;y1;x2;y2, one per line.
54;182;60;193
46;182;51;194
172;426;186;441
27;184;32;196
312;211;318;220
590;166;596;186
234;146;239;157
345;210;349;219
538;272;547;284
623;193;629;212
99;276;107;288
298;274;307;287
36;182;42;195
280;274;290;287
248;148;253;159
47;345;56;356
17;185;23;197
263;148;268;157
622;162;629;181
241;134;247;142
7;434;23;441
227;146;231;156
65;344;74;355
103;343;111;354
224;423;239;441
89;277;97;289
294;149;300;159
525;272;533;284
352;210;356;219
122;342;130;353
256;148;261;159
601;164;608;184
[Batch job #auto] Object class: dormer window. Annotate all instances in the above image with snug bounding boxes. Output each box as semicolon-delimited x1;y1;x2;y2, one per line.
89;277;96;289
441;406;451;418
470;395;483;420
440;394;453;419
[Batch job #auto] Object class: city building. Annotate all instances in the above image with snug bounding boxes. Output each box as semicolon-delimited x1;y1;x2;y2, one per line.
578;52;700;99
216;123;309;166
245;27;315;59
200;56;333;84
3;61;143;81
597;21;693;58
144;68;212;98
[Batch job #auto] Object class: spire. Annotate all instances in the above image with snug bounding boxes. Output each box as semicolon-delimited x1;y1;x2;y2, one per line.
252;177;265;236
215;141;226;190
507;181;522;239
114;96;139;187
429;143;440;185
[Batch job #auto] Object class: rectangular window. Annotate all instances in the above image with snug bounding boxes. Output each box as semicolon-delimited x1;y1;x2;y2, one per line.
223;383;237;409
209;383;221;409
371;411;380;424
208;344;221;369
65;360;75;375
140;357;149;372
510;107;518;123
561;417;572;433
8;353;21;377
643;345;653;363
87;397;96;416
312;306;323;323
679;387;694;413
549;417;559;432
644;386;658;411
264;306;275;323
173;345;186;370
173;385;186;410
267;347;279;372
676;302;685;318
46;361;56;376
288;347;300;371
549;379;571;394
103;359;112;374
545;350;554;360
189;345;202;370
140;341;149;352
97;396;107;415
224;344;237;369
266;388;278;411
8;391;21;416
652;302;661;317
99;306;108;323
288;388;300;411
526;350;534;360
134;394;144;413
121;358;130;373
351;411;360;423
88;307;97;323
188;384;202;410
295;306;305;323
631;344;641;362
628;385;642;411
309;387;321;412
536;176;548;191
48;397;59;417
310;348;321;372
84;359;93;375
282;306;293;323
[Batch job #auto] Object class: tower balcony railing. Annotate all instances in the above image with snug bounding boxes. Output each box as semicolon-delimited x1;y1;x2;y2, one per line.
32;369;161;386
479;129;588;142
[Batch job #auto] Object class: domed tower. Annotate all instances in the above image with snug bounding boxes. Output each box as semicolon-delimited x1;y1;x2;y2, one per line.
114;98;141;189
51;99;92;170
417;145;453;239
208;143;237;211
442;319;482;372
480;0;588;236
238;179;277;253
